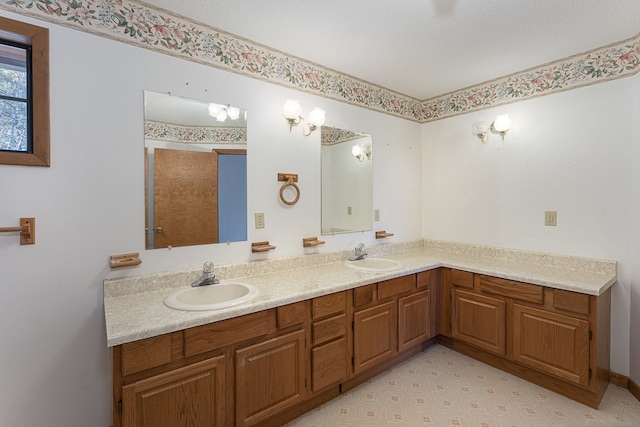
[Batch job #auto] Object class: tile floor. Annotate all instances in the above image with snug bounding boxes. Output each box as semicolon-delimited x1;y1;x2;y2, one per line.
286;344;640;426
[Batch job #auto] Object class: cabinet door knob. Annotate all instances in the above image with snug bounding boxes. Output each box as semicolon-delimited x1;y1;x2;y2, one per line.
156;226;164;233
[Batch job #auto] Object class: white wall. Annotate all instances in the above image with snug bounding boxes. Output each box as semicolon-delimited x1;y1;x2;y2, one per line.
630;74;640;386
0;11;422;427
421;77;637;379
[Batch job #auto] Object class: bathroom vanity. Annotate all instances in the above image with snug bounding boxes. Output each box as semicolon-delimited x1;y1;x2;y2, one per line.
105;241;616;426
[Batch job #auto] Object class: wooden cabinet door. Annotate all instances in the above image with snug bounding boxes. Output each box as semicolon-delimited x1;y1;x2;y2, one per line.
312;337;349;392
353;300;397;374
513;304;590;387
452;289;506;356
398;290;431;352
235;330;307;426
121;357;225;427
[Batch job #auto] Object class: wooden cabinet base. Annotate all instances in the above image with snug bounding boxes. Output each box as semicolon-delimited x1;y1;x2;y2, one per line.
438;336;605;409
112;268;611;425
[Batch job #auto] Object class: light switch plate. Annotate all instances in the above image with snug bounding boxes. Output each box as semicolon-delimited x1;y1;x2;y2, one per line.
544;211;557;226
374;209;380;221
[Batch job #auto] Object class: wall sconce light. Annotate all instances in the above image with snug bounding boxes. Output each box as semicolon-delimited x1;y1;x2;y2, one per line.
209;103;241;122
471;120;489;143
282;99;326;136
352;142;372;162
472;114;512;143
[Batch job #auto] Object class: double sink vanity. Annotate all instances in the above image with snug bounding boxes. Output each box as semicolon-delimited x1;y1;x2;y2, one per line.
104;239;616;427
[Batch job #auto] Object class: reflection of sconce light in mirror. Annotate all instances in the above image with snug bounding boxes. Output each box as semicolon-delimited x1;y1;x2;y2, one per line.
209;103;241;122
352;142;372;162
472;114;512;143
471;120;489;143
282;99;326;136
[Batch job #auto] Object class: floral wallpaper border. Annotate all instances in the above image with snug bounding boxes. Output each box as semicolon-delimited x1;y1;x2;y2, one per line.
144;120;246;144
2;0;639;123
320;126;367;146
421;36;640;121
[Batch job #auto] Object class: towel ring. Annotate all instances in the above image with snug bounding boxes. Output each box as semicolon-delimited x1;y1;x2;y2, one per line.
278;173;300;205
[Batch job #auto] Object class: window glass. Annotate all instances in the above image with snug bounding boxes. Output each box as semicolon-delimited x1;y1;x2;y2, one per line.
0;17;49;167
0;42;29;153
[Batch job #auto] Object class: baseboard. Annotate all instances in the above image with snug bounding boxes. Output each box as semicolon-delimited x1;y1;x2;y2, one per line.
610;371;628;388
609;371;640;403
629;377;640;403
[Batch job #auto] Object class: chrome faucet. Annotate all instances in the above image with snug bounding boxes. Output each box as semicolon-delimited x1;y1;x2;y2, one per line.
191;261;220;287
348;243;368;261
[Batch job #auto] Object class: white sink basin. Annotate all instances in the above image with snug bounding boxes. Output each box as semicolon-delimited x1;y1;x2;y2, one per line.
344;257;404;273
165;282;259;311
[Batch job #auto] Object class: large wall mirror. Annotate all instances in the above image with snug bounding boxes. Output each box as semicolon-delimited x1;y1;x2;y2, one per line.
321;126;373;234
144;90;248;249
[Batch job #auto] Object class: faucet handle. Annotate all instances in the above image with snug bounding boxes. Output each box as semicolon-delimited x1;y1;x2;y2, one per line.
203;261;215;277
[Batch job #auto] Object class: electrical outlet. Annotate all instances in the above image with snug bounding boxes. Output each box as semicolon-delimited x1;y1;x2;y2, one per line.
347;206;352;215
255;212;265;229
374;209;380;221
544;211;557;226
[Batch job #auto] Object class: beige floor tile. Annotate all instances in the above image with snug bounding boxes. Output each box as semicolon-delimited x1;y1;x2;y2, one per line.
287;345;640;427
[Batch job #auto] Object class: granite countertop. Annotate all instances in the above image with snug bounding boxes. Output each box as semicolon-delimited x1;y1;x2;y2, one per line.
103;241;617;348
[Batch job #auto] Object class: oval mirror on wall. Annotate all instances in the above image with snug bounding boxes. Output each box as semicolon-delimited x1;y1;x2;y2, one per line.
143;90;248;249
321;126;373;235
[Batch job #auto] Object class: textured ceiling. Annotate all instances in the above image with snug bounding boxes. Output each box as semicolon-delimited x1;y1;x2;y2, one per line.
140;0;640;100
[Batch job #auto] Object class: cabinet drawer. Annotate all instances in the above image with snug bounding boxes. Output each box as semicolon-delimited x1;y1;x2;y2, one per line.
277;301;307;328
417;270;432;288
184;309;276;358
312;313;346;346
478;275;543;304
313;291;346;320
378;275;416;300
553;289;590;315
121;333;172;376
451;269;473;289
354;284;375;307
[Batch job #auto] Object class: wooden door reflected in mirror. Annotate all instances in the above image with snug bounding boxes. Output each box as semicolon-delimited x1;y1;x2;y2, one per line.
153;148;218;249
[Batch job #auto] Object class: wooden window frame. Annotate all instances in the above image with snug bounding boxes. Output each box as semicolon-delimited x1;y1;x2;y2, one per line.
0;16;49;167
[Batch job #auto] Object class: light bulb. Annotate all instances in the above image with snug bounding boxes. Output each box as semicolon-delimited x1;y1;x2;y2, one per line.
216;109;227;122
227;106;240;120
282;100;301;120
352;145;365;161
307;108;326;128
492;114;511;132
208;103;223;117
